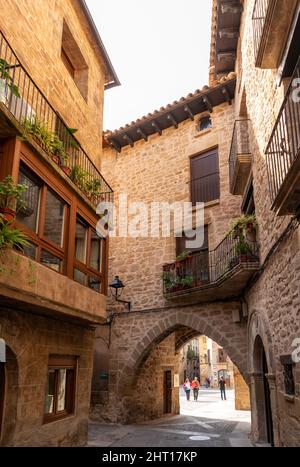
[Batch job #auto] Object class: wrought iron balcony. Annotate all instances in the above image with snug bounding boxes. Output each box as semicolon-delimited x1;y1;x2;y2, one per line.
0;30;113;207
163;230;259;303
229;119;252;195
266;57;300;215
252;0;298;68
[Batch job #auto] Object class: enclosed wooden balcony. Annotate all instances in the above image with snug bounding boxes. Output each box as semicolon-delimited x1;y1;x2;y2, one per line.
163;231;260;304
252;0;298;69
229;120;252;195
266;57;300;215
0;30;113;208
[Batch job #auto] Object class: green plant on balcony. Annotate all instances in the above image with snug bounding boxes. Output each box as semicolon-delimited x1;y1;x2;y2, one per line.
161;271;176;292
0;58;20;98
187;347;197;361
70;165;88;190
176;250;192;262
0;176;27;222
50;134;69;165
180;275;194;288
22;117;53;154
0;216;29;252
85;178;102;197
229;214;257;237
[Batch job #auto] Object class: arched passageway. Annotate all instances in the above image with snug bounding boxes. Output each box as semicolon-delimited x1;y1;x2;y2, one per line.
92;303;249;424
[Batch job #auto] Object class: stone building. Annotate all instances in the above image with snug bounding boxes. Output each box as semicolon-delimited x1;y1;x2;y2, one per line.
91;0;300;448
0;0;118;446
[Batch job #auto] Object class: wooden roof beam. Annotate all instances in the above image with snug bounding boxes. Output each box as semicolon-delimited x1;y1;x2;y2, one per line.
151;120;162;135
222;86;232;105
108;138;121;153
137;127;148;142
184;104;195;121
203;95;213;113
167;113;178;129
123;134;134;147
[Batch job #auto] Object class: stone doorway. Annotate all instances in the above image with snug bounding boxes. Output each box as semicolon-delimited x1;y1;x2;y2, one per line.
252;335;274;446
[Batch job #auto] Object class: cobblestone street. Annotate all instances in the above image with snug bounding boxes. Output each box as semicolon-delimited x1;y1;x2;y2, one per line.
88;389;252;447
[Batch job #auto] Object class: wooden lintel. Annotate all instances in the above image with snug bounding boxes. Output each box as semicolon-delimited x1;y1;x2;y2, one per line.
167;113;178;129
184;105;195;121
137;128;148;142
203;96;213;113
151;121;162;136
123;134;134;147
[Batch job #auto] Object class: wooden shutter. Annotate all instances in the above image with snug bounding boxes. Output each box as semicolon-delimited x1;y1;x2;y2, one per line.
176;226;208;255
190;149;220;204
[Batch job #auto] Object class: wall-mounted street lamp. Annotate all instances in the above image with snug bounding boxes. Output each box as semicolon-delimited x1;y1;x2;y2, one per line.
109;276;131;311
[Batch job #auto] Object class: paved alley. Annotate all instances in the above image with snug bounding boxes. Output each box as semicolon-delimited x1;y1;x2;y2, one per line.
88;388;252;447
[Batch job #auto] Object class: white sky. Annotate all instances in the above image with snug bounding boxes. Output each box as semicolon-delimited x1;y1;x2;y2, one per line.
86;0;212;131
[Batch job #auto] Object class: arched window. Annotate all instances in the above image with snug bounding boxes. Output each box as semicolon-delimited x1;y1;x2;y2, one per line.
198;116;212;132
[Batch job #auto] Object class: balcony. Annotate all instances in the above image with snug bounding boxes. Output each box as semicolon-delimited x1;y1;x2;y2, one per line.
0;250;107;325
252;0;298;68
266;57;300;215
0;30;112;207
229;120;252;195
163;231;260;304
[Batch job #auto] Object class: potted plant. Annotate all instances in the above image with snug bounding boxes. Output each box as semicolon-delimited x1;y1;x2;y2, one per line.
50;134;70;173
180;275;194;289
234;234;252;263
85;178;102;198
0;176;27;222
229;214;257;238
175;250;192;266
161;271;176;292
70;165;88;190
0;58;20;103
0;216;29;251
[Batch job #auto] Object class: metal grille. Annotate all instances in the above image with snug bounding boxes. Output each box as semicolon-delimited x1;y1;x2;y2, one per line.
266;57;300;205
252;0;270;63
229;119;251;191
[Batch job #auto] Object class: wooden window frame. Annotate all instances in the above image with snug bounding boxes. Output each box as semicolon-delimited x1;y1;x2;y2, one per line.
72;211;106;294
44;355;77;424
11;143;109;295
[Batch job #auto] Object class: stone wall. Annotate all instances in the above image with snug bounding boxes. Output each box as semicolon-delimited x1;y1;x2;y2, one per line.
102;102;241;311
236;0;300;446
234;365;250;411
0;0;107;166
0;308;94;446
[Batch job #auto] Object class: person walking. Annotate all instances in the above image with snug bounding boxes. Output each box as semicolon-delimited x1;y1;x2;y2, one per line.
191;376;200;401
205;377;211;389
183;378;191;401
219;376;226;400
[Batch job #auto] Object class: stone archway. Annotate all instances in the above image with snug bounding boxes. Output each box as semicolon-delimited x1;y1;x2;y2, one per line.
248;312;279;446
105;301;249;423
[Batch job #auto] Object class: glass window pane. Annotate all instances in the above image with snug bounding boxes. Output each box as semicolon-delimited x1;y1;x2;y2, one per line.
74;268;87;286
17;170;41;232
45;370;55;414
90;230;102;271
44;190;65;246
75;217;87;263
89;276;101;293
41;250;62;272
57;369;67;412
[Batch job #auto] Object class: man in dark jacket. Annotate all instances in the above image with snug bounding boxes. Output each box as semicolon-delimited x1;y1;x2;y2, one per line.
219;376;226;400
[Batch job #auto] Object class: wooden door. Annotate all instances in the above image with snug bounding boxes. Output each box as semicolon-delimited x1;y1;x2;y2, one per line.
164;370;172;414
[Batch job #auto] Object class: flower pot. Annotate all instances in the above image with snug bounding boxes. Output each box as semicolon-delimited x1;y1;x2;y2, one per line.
0;207;16;222
240;254;249;262
61;165;71;176
52;155;61;166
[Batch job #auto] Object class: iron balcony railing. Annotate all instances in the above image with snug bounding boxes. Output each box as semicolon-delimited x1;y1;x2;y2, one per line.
190;172;220;205
162;231;259;295
266;57;300;206
0;30;113;206
252;0;270;63
229;119;251;190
